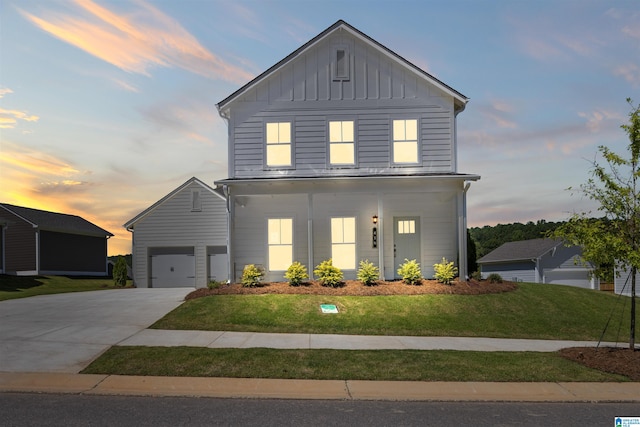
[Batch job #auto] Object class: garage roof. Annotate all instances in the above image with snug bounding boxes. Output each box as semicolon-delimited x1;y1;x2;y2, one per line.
477;238;563;264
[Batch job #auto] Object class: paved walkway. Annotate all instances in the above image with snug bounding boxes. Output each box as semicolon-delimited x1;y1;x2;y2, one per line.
119;329;623;352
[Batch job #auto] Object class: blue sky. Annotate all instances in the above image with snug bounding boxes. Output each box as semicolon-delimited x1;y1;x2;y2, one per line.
1;0;638;255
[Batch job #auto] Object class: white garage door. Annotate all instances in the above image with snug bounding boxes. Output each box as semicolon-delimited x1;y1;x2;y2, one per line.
150;252;195;288
545;269;592;289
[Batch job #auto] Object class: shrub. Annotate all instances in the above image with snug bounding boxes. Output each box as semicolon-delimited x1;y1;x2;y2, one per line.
470;271;482;281
487;273;503;284
313;259;343;288
397;259;422;285
113;256;128;287
433;257;458;285
207;280;223;290
284;261;309;286
357;260;380;286
241;264;264;287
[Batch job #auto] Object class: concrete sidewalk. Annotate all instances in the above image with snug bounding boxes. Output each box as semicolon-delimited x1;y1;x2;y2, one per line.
118;329;623;352
1;372;639;402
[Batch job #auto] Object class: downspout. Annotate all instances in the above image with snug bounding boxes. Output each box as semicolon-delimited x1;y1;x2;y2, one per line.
458;181;471;280
308;194;314;279
222;184;234;283
34;227;40;274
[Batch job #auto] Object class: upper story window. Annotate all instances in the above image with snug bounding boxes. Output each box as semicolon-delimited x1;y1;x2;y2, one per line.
333;46;350;81
266;122;292;167
329;120;355;165
392;119;419;164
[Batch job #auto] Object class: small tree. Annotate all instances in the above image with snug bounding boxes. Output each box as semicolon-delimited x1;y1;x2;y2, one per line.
113;256;127;287
553;98;639;350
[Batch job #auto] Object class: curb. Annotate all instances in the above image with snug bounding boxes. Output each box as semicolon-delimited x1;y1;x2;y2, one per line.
2;372;639;402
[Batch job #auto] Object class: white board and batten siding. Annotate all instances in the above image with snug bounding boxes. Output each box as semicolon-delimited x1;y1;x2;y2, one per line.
228;29;456;180
126;178;227;288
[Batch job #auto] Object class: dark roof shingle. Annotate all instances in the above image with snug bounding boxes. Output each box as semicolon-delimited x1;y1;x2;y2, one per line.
477;238;563;264
0;203;113;237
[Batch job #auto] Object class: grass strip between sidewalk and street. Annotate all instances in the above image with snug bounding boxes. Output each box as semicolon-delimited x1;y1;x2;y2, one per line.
82;346;630;382
151;284;639;342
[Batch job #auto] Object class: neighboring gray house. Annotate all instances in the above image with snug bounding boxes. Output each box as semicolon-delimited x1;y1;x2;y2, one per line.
215;20;480;283
0;203;113;276
124;177;227;288
477;238;598;289
614;264;639;297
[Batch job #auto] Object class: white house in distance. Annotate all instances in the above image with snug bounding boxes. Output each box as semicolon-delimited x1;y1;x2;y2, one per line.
477;238;599;289
615;264;639;297
215;20;479;283
124;177;227;288
125;20;480;287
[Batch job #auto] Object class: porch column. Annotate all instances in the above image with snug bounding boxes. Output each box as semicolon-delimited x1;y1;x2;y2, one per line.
377;193;384;280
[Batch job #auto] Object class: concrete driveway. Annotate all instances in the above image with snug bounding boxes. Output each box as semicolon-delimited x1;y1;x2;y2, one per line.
0;288;190;373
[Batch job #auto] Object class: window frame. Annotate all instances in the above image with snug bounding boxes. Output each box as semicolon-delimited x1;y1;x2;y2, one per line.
264;120;294;169
333;45;350;81
267;217;293;272
191;190;202;212
330;216;357;271
391;118;421;166
327;118;357;167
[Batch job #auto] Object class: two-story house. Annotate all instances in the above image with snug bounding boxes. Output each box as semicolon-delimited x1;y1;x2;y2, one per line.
215;20;479;283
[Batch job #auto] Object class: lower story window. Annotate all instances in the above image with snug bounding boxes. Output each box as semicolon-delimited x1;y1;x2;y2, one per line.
268;218;292;271
331;217;356;270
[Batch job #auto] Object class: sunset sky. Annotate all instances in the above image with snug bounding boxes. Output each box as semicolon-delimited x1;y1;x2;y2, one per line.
1;0;638;256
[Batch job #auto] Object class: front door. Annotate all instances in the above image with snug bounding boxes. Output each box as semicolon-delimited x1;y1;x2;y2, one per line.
393;216;421;278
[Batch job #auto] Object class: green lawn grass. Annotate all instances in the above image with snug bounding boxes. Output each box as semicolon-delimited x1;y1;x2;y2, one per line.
0;275;131;301
151;283;639;342
81;346;628;382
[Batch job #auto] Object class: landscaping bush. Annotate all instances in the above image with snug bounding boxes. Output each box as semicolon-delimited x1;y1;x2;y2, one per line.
113;256;128;287
487;273;503;284
433;257;458;285
470;271;482;281
397;259;422;285
313;259;343;288
241;264;264;287
357;260;380;286
284;261;308;286
207;280;223;290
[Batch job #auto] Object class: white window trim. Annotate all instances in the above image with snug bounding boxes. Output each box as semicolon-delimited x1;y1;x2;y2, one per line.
191;190;202;212
327;118;357;168
267;217;294;272
330;216;357;271
333;45;350;81
391;117;422;167
264;120;294;170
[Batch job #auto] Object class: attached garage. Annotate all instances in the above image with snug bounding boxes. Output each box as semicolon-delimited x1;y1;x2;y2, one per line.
150;247;195;288
124;177;228;288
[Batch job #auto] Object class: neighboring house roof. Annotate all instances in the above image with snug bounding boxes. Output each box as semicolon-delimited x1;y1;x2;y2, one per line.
123;177;225;230
216;19;468;116
0;203;113;237
477;238;563;264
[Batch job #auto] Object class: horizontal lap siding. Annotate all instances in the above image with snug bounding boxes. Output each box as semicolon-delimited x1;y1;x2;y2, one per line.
232;194;309;282
382;192;456;279
229;31;455;179
481;262;536;283
0;210;36;272
40;231;106;273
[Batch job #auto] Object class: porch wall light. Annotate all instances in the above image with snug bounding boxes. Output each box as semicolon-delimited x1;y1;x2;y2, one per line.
372;215;378;225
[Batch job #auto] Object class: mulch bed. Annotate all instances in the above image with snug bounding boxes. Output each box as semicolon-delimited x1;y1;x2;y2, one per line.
559;347;640;381
185;279;518;300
